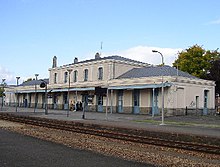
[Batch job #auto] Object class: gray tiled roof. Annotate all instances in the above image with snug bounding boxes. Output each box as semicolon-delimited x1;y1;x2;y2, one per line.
117;65;198;79
63;55;148;67
19;79;49;86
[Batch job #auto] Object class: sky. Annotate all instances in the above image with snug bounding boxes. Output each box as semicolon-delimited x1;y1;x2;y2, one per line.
0;0;220;85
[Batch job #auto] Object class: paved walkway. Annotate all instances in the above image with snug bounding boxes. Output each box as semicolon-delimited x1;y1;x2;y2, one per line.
0;129;148;167
1;106;220;138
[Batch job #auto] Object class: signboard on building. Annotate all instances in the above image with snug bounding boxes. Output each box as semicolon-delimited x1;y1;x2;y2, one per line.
95;87;107;96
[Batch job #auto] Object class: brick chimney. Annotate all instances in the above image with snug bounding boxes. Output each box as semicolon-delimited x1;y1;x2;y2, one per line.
74;57;78;63
52;56;57;68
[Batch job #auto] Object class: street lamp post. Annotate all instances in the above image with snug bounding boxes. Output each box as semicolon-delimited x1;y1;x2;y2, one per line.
152;50;165;125
40;80;48;115
67;69;73;117
1;79;6;111
34;74;39;113
16;77;20;112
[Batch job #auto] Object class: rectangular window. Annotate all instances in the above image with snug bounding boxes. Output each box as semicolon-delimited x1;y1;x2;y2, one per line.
98;67;103;80
64;72;68;83
74;70;78;82
84;69;88;81
54;73;57;84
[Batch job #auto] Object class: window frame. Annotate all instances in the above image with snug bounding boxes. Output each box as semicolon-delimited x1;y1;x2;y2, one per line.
54;73;57;84
98;67;103;80
73;70;78;82
84;69;88;81
64;72;68;83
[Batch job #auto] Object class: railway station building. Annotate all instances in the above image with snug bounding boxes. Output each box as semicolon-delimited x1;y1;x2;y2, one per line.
5;53;216;116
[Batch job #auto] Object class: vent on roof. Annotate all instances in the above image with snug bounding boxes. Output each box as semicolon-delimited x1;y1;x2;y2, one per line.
95;52;101;59
74;57;78;64
52;56;57;68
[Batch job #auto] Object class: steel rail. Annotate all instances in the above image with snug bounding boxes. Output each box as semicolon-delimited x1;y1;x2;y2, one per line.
0;113;219;155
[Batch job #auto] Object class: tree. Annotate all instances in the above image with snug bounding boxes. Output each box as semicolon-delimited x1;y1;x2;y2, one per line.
0;87;4;97
0;82;6;97
173;45;210;78
206;59;220;94
173;44;220;94
173;45;220;79
23;78;33;83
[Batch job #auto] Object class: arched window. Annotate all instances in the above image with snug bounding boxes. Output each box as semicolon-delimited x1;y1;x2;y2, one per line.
84;69;88;81
54;73;57;84
64;72;68;83
73;70;78;82
98;67;103;80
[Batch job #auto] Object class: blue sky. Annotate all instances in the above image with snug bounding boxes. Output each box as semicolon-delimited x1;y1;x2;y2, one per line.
0;0;220;84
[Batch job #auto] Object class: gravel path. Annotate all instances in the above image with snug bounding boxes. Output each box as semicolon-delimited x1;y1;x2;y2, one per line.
1;120;219;167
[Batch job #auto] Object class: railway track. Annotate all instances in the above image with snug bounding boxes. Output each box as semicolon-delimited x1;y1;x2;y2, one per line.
0;113;219;155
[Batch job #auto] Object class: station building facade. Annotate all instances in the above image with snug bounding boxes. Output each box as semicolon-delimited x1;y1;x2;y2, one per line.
5;53;216;115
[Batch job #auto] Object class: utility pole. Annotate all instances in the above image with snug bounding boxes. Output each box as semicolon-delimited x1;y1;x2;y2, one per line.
34;74;39;112
67;69;73;117
152;50;165;125
16;77;20;112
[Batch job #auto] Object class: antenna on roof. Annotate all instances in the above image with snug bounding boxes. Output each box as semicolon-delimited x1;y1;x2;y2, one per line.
100;41;103;55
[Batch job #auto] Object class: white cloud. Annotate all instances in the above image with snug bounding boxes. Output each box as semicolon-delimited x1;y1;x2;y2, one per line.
0;65;48;86
207;19;220;25
0;66;15;85
102;45;182;66
1;46;182;85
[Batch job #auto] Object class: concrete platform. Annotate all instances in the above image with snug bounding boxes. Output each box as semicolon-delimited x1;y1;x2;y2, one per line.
1;106;220;139
0;129;148;167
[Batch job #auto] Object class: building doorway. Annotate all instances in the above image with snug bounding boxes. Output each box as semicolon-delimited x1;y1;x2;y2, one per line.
203;90;209;115
82;94;89;112
133;89;140;114
117;90;123;113
97;95;103;112
152;88;159;116
63;93;68;110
